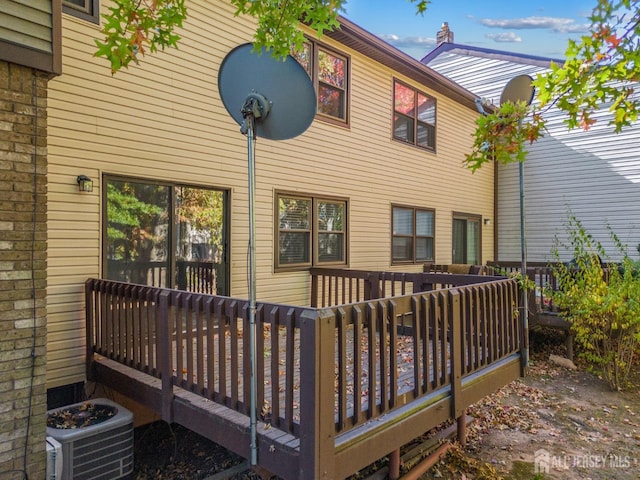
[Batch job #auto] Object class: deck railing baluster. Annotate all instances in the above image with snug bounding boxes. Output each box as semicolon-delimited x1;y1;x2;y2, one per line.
336;307;348;431
352;305;363;426
378;302;389;412
432;293;441;389
174;292;184;389
420;294;430;394
195;295;205;394
255;305;266;421
241;303;251;414
284;308;296;433
216;298;226;404
388;301;398;409
441;291;450;386
267;306;281;430
158;290;173;423
366;302;377;419
106;284;115;357
205;296;215;398
228;301;239;410
185;294;195;391
472;286;481;370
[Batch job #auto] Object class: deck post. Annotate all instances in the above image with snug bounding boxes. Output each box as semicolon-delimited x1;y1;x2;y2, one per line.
449;290;464;420
457;410;467;446
85;279;95;381
414;272;433;294
299;308;335;479
310;270;319;308
388;449;400;480
158;290;174;423
365;272;381;300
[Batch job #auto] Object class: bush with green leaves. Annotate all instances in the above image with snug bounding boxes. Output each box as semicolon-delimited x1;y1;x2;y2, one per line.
550;215;640;391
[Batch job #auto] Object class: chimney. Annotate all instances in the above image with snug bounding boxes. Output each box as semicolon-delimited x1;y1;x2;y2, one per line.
436;22;454;46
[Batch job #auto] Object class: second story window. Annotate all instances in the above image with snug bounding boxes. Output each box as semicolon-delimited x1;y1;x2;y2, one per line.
393;80;436;151
63;0;99;23
293;41;349;124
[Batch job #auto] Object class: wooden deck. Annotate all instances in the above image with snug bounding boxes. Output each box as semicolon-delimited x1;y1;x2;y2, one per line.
85;269;524;479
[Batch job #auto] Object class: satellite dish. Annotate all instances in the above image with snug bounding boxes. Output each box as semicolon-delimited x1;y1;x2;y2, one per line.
217;43;316;468
218;43;316;140
500;74;535;106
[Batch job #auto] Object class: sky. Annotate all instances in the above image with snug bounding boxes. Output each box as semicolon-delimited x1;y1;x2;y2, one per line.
343;0;595;61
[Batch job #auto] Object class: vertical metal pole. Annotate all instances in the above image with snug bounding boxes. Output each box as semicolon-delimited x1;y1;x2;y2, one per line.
246;115;258;466
519;161;529;369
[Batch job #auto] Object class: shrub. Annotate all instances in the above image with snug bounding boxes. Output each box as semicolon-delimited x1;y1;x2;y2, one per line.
550;215;640;390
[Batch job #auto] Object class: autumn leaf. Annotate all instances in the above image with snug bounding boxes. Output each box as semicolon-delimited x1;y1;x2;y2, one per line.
605;33;621;48
579;111;598;130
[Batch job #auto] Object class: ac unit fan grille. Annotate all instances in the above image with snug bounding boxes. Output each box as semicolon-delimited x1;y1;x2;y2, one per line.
67;423;134;480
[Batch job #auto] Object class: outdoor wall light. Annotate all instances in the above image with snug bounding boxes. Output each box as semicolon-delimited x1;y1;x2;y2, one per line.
483;218;491;225
77;175;94;193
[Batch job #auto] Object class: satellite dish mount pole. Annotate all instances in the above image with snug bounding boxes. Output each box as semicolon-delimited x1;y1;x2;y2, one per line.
499;74;535;372
241;92;269;467
218;42;317;469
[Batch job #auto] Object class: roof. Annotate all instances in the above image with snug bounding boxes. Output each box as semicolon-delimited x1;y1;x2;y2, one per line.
419;42;565;103
328;17;480;112
420;42;564;68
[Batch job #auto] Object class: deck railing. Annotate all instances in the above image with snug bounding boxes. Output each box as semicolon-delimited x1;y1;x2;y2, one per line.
105;259;221;294
309;267;504;307
486;261;561;314
85;280;309;435
325;278;520;433
86;271;522;479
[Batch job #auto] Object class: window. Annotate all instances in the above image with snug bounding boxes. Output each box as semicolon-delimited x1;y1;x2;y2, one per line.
276;193;347;269
392;206;435;264
293;41;349;124
63;0;99;23
393;80;436;150
103;177;229;295
452;214;481;265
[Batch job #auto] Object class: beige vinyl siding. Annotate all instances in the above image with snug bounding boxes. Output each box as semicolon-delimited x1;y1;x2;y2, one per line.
47;0;492;388
0;0;53;52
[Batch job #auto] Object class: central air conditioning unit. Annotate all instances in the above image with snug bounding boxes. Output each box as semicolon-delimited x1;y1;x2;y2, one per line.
46;398;134;480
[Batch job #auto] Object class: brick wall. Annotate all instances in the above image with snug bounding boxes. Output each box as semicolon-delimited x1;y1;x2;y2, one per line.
0;60;48;480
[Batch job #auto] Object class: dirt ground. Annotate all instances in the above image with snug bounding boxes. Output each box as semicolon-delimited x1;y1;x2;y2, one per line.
421;329;640;480
133;329;640;479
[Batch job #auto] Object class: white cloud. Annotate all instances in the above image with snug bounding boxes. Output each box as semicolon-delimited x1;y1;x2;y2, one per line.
378;34;437;49
479;16;589;34
486;32;522;43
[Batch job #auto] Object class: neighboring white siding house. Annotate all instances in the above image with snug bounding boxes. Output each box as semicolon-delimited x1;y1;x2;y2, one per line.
422;43;640;263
